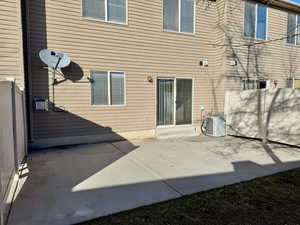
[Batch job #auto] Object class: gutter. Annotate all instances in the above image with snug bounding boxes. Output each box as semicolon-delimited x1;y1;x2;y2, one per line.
273;0;300;13
258;0;300;13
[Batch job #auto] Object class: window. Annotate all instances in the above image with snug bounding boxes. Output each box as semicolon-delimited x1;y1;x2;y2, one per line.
294;79;300;88
258;80;267;89
91;71;125;105
244;2;267;40
242;78;268;90
287;14;300;45
82;0;127;24
287;78;300;88
163;0;195;33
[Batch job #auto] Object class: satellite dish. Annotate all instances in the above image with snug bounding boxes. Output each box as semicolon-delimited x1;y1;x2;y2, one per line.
39;49;71;69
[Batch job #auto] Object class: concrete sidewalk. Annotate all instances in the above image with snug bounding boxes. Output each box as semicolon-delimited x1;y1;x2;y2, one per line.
8;136;300;225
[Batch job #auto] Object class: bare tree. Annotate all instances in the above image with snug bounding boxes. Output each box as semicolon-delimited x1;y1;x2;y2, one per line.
213;0;300;163
283;47;299;88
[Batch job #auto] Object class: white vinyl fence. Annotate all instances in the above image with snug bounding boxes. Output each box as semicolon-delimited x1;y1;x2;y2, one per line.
225;88;300;147
0;81;27;225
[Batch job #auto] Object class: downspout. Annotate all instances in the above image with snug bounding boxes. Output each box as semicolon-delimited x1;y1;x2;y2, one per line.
21;0;34;142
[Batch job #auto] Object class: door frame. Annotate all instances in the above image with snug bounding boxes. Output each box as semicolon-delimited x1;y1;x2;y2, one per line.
156;77;193;128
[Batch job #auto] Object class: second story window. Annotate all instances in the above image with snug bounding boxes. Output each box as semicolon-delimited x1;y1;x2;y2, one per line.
287;14;300;45
163;0;195;34
244;2;267;40
82;0;127;24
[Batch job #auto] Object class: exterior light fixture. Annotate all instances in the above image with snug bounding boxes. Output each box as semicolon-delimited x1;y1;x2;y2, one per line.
229;60;238;66
147;75;153;83
199;60;209;67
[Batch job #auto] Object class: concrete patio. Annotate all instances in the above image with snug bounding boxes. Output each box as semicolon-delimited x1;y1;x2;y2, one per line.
8;136;300;225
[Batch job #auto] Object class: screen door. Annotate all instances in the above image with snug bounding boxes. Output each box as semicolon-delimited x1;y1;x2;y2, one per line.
157;79;175;126
176;79;192;125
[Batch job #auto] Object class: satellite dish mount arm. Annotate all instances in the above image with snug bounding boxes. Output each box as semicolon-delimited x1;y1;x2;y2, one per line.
55;57;62;70
52;57;62;85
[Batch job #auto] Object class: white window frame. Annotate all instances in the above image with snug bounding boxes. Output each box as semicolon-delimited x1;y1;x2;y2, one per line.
81;0;128;25
156;76;194;128
162;0;196;35
243;2;268;40
241;78;269;90
287;13;299;45
91;71;127;106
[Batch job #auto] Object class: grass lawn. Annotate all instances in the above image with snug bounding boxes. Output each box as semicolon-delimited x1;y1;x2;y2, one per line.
78;168;300;225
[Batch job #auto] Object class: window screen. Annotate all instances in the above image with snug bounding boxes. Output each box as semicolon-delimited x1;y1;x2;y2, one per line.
83;0;126;23
92;71;108;105
287;79;293;88
163;0;194;33
244;2;255;38
244;2;267;40
242;79;257;90
163;0;179;31
82;0;105;20
287;14;297;44
181;0;194;33
108;0;126;23
91;71;125;105
110;72;125;105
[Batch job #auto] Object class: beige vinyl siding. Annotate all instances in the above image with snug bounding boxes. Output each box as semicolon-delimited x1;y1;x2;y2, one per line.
28;0;225;139
224;0;300;91
214;0;227;113
0;0;24;87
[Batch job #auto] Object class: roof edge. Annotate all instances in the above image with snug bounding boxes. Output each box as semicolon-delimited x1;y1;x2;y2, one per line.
260;0;300;13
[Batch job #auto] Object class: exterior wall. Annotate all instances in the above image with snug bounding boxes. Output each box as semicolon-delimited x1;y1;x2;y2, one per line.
214;0;227;113
223;0;300;91
0;0;24;87
28;0;225;143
